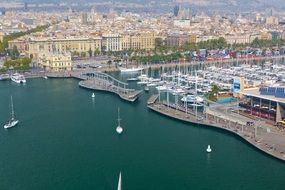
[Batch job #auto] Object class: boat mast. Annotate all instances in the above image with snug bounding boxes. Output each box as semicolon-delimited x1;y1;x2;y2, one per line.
117;108;121;127
117;172;122;190
11;96;15;120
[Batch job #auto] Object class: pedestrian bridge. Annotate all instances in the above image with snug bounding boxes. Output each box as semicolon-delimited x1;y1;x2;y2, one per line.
77;71;142;102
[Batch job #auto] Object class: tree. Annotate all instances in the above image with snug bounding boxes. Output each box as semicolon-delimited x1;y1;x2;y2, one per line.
88;48;93;57
81;52;86;57
94;48;100;56
107;60;112;68
1;25;49;53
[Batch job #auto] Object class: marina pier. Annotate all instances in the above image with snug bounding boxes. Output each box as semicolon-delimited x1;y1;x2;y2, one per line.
147;97;285;162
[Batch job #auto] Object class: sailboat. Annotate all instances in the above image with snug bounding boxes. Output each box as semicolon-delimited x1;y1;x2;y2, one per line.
4;96;19;129
206;145;212;153
117;172;122;190
116;108;123;134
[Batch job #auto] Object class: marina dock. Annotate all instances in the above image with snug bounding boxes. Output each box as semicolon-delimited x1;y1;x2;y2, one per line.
148;101;285;162
147;95;159;105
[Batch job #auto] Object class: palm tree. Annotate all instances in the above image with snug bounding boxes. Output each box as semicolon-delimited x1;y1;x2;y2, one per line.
107;60;112;68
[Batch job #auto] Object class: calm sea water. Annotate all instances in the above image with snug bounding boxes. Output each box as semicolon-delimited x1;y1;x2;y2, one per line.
0;77;285;190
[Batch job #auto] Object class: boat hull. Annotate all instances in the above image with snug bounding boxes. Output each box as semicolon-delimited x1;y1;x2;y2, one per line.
4;120;19;129
119;67;143;73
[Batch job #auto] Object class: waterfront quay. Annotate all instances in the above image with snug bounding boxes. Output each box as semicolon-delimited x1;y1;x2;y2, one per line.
148;98;285;161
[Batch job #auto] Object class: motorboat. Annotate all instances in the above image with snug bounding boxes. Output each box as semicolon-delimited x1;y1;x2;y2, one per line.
11;73;26;84
92;93;95;98
127;77;139;81
119;67;143;73
181;95;204;103
144;86;149;92
146;83;157;87
156;85;167;91
137;74;148;80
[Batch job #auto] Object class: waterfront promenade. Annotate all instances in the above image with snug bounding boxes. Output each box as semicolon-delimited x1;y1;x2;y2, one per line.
148;100;285;161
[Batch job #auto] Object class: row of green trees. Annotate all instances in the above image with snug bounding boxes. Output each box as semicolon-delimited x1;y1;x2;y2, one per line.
130;52;182;64
0;25;49;53
3;57;32;70
155;37;285;54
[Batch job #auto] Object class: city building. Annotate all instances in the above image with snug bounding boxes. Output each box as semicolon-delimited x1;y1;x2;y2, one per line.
9;36;102;59
122;32;156;50
37;52;72;72
173;19;191;28
102;34;122;52
81;12;88;25
266;16;279;25
240;87;285;123
165;34;189;46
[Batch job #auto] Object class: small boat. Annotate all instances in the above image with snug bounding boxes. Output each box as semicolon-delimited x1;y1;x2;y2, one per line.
144;86;149;92
11;73;26;84
4;96;19;129
127;77;139;81
119;67;143;73
92;93;95;98
156;85;167;91
181;95;204;103
116;108;123;134
137;81;149;85
137;74;148;80
146;83;157;87
189;103;204;107
206;145;212;153
43;76;48;79
117;172;122;190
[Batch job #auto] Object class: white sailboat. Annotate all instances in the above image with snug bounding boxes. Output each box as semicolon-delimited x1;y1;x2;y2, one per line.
117;172;122;190
206;145;212;153
4;96;19;129
116;108;123;134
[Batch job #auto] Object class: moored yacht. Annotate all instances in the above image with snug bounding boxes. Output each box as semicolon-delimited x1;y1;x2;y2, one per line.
181;95;204;103
119;67;143;73
11;73;26;84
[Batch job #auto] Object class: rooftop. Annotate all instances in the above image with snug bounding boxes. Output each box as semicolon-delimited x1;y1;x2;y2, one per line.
241;87;285;104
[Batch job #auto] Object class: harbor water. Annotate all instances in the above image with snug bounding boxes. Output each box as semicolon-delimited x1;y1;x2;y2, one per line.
0;78;285;190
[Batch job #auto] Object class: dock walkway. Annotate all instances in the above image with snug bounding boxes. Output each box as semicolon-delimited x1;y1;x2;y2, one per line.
148;102;285;161
147;95;159;105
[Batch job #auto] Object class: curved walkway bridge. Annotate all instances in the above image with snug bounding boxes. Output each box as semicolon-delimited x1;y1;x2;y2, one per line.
76;71;141;102
47;70;141;102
